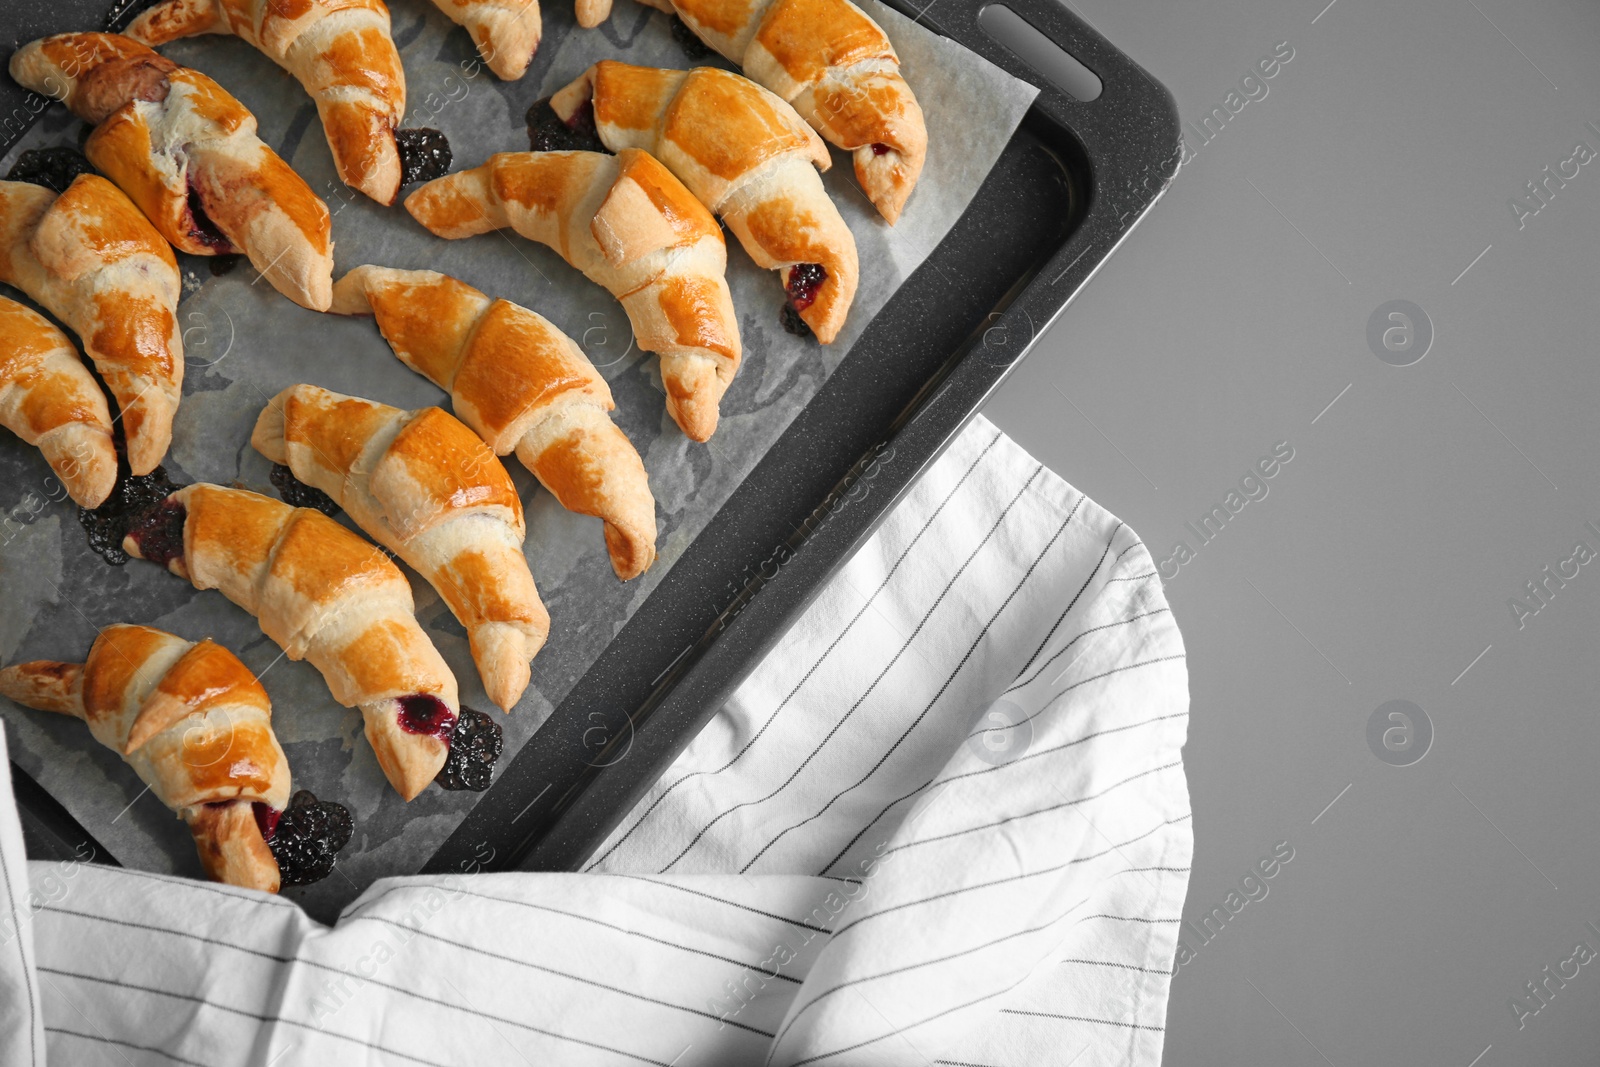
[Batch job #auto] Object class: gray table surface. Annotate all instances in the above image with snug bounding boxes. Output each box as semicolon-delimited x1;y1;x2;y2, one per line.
983;1;1600;1064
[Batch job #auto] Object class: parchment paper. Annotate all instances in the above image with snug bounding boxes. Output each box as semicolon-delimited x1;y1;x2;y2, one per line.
0;0;1037;917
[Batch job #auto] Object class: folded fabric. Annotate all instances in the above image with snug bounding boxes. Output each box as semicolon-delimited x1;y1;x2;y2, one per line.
0;414;1190;1066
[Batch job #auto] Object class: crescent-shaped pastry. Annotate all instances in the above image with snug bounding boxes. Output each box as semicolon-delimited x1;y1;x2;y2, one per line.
9;33;335;310
121;483;473;801
550;61;858;342
0;625;292;892
0;294;118;507
126;0;407;204
405;148;740;440
331;265;658;580
0;175;181;476
605;0;926;222
252;384;550;711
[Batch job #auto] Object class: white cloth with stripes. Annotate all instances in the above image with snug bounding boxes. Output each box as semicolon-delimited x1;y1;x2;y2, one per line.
0;414;1191;1067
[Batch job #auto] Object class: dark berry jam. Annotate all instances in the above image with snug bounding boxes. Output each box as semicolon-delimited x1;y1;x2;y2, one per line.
871;142;892;156
779;303;813;338
124;497;187;568
267;790;353;887
208;254;243;277
435;707;503;792
185;185;232;252
670;16;713;60
526;98;605;154
568;100;599;142
396;127;452;186
252;801;281;842
270;463;339;516
6;146;96;193
77;441;186;565
398;694;457;738
785;262;827;312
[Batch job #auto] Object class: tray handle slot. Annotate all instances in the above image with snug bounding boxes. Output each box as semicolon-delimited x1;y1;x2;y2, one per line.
977;4;1102;101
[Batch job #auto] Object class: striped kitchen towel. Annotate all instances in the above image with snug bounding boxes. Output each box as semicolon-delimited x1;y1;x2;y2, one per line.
0;414;1190;1067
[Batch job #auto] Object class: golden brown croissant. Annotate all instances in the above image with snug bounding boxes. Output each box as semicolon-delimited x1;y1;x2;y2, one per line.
550;61;859;342
625;0;926;222
126;0;407;204
0;175;181;476
0;624;291;892
428;0;541;80
121;483;468;801
9;33;335;310
405;148;740;440
0;295;117;507
330;265;658;580
252;384;549;712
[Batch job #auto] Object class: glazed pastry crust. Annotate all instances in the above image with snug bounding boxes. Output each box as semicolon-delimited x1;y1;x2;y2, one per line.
253;384;550;710
0;295;117;506
551;62;859;343
126;0;407;204
570;0;924;220
0;624;289;892
122;483;456;800
0;175;181;476
672;0;926;224
10;33;335;310
405;148;741;440
332;265;658;580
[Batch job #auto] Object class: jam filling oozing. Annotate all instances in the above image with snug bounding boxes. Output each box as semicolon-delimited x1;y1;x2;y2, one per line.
398;693;458;738
435;707;504;792
785;262;827;313
263;790;353;887
6;146;97;193
871;142;892;156
781;261;828;334
396;127;453;186
670;16;713;60
526;98;605;154
78;434;186;566
186;186;232;252
252;801;281;842
270;463;339;516
123;498;187;568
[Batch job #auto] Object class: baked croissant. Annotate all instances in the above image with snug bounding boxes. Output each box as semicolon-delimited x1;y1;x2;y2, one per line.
0;175;181;476
648;0;926;223
126;0;407;205
0;295;117;507
121;483;462;801
550;61;859;342
9;33;335;310
405;148;740;440
428;0;541;81
330;265;658;580
0;624;291;892
252;384;549;712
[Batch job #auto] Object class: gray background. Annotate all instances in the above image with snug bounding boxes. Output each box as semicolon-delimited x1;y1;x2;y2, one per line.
983;0;1600;1064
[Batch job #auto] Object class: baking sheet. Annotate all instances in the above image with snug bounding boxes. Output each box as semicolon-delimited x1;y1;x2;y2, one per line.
0;0;1037;914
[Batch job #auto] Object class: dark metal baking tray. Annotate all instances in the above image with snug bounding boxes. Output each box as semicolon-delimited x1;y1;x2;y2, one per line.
4;0;1180;883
